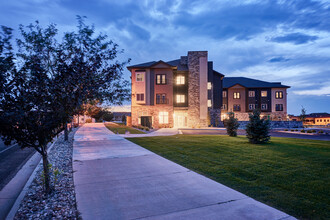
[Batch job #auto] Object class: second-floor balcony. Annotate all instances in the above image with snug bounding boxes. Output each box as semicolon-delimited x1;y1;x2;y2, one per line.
156;98;169;104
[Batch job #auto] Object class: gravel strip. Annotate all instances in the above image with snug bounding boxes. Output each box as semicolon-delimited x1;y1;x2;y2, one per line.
14;128;80;219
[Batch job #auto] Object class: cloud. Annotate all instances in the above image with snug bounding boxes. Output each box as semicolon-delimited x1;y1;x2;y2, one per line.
270;33;318;44
268;56;290;62
293;86;330;96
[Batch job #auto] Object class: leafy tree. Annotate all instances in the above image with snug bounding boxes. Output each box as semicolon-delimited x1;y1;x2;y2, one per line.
299;106;307;127
246;109;270;144
224;112;239;137
0;17;130;193
101;110;113;122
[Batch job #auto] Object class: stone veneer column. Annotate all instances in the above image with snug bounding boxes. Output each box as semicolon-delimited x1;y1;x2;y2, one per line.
187;51;208;127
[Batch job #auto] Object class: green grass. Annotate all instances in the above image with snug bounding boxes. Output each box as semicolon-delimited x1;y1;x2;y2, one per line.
127;135;330;219
105;123;145;134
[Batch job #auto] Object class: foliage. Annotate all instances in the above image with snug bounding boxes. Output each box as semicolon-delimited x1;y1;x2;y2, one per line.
122;114;126;123
224;112;239;137
246;109;270;144
0;17;130;193
102;110;114;122
128;135;330;219
299;106;307;123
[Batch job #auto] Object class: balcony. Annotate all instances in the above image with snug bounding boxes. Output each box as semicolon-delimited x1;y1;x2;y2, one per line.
156;98;169;104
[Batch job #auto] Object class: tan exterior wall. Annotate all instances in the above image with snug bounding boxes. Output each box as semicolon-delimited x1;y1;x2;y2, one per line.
227;85;246;112
271;88;287;113
315;117;330;125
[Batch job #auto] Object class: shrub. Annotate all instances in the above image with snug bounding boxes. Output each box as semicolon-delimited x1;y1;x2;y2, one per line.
284;129;288;131
291;129;294;132
85;119;92;123
295;129;298;131
301;130;305;133
307;130;312;133
146;128;150;131
224;112;239;137
311;130;316;133
246;109;270;144
318;130;324;134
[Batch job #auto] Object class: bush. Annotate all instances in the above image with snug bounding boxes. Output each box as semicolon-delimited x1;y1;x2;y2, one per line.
318;130;324;134
301;130;305;133
295;129;298;131
85;119;92;123
224;112;239;137
146;128;150;131
311;130;316;133
307;130;312;133
291;129;294;132
284;129;288;131
246;109;270;144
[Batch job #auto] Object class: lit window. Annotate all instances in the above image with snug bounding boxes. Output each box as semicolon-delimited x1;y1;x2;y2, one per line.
136;72;144;82
176;76;185;85
249;91;255;97
261;104;267;110
249;104;255;110
136;93;144;101
156;74;166;84
223;91;227;98
176;95;185;103
207;82;212;90
208;100;212;107
233;104;241;111
275;91;283;99
233;92;240;99
261;91;267;97
159;112;168;124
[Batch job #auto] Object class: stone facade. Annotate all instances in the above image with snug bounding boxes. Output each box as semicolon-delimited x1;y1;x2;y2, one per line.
237;121;303;129
187;51;208;128
131;105;174;128
221;112;288;121
209;108;222;127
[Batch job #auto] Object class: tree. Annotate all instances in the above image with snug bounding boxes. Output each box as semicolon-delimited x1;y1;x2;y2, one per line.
224;112;239;137
246;109;270;144
122;114;127;124
0;17;130;193
299;106;307;127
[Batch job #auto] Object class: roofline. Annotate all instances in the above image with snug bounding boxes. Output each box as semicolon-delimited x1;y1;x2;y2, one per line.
127;60;176;70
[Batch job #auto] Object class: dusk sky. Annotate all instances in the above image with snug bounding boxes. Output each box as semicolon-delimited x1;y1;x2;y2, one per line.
1;0;329;115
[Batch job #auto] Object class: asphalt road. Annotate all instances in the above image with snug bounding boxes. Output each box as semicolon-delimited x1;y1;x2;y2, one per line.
180;129;330;141
0;139;35;191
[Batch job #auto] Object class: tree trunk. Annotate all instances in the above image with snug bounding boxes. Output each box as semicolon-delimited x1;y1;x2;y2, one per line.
78;114;80;126
41;150;51;194
64;123;68;141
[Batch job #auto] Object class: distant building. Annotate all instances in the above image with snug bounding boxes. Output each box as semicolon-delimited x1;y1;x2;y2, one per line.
289;113;330;125
112;112;131;121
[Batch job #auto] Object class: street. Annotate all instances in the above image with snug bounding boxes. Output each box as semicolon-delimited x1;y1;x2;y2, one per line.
0;139;35;190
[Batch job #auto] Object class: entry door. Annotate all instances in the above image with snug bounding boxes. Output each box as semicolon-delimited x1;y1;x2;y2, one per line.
175;115;187;128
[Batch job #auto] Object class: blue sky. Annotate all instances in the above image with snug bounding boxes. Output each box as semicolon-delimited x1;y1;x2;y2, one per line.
1;0;329;115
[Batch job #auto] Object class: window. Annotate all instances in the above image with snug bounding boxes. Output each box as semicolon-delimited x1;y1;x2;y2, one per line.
261;91;267;97
317;119;319;122
249;104;255;110
222;104;227;110
136;72;144;82
136;93;144;101
159;112;168;124
249;91;255;97
156;94;167;104
207;82;212;90
208;100;212;107
176;95;185;103
261;104;268;110
176;75;185;85
233;104;241;111
156;74;166;85
275;104;283;111
233;92;240;99
275;91;283;99
223;91;227;98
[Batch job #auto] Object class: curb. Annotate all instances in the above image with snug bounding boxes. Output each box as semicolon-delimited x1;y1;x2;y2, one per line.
5;134;62;220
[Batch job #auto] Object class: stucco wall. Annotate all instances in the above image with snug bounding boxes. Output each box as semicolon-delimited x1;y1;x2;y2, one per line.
271;88;287;113
227;85;246;112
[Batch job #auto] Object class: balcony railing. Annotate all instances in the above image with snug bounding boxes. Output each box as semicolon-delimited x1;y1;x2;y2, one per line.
156;98;169;104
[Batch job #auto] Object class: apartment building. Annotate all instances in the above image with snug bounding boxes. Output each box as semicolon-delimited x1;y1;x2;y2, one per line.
127;51;224;128
222;77;290;121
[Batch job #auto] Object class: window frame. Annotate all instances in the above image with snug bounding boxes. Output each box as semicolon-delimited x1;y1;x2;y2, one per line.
136;93;145;101
275;104;283;111
248;91;255;97
176;94;185;103
176;75;185;85
222;91;227;98
222;104;227;110
159;112;169;124
156;74;167;85
261;91;268;97
136;72;144;82
261;104;268;110
233;92;240;99
249;104;255;110
233;104;241;111
275;91;283;99
156;93;167;104
207;99;212;107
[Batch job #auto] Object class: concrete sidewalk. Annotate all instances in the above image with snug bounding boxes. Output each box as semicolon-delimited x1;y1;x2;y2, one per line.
73;123;295;220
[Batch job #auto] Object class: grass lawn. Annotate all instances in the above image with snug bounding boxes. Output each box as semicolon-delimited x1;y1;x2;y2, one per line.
105;123;145;134
127;135;330;219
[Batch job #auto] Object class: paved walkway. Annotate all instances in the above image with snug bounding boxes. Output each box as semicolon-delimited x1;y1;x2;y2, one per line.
73;123;295;220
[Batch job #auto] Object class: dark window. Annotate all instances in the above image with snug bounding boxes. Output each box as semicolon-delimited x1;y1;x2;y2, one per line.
233;104;241;111
276;91;283;99
223;91;227;98
222;104;226;110
261;104;267;110
248;91;255;97
275;104;283;111
249;104;255;110
156;74;166;85
136;93;144;101
233;92;240;99
156;93;167;104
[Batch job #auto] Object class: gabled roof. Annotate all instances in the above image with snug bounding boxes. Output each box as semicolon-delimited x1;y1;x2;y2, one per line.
127;60;177;70
223;77;290;89
213;70;224;77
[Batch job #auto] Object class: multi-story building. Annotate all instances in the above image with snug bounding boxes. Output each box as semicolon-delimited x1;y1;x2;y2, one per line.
222;77;290;121
128;51;291;128
127;51;224;128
